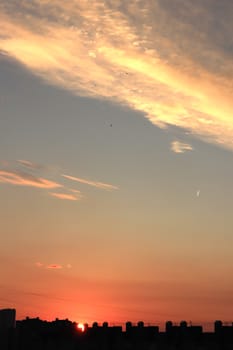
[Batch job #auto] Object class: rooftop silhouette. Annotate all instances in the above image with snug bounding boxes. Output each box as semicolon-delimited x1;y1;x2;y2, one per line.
1;309;233;349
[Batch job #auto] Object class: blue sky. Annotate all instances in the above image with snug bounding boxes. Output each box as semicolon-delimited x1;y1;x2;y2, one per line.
0;0;233;325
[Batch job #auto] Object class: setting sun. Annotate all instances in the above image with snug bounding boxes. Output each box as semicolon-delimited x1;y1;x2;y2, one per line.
77;323;85;332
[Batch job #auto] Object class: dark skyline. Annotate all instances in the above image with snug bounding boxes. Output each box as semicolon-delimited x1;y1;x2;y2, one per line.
1;309;233;350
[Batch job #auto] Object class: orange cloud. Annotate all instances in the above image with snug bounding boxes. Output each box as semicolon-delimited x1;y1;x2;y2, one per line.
49;192;81;201
0;0;232;150
62;174;118;191
0;170;61;189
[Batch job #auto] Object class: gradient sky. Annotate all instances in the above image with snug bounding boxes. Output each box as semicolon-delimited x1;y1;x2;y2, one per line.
0;0;233;328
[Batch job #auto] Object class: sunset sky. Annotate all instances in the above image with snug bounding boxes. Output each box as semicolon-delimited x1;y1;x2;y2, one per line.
0;0;233;328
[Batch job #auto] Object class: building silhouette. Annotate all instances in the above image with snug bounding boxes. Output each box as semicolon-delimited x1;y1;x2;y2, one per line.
0;309;16;330
1;308;233;349
0;309;16;350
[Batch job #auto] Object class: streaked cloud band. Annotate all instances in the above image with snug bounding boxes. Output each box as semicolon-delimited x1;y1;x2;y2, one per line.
49;192;81;201
0;170;61;189
62;174;118;191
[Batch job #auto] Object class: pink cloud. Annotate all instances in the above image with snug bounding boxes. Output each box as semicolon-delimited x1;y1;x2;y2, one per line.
0;170;61;189
35;262;72;270
46;264;63;269
49;192;81;201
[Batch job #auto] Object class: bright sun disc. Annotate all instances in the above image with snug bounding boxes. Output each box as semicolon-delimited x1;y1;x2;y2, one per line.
77;323;85;332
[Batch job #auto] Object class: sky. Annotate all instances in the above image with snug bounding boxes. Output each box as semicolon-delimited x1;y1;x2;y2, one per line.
0;0;233;328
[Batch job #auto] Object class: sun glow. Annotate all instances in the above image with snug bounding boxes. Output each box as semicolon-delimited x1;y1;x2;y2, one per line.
77;323;85;332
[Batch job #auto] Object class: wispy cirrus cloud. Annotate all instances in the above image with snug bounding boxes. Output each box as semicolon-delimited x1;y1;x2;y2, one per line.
69;189;82;194
49;192;81;201
0;1;232;148
17;159;44;170
0;170;61;189
171;141;193;154
62;174;118;191
0;160;117;201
